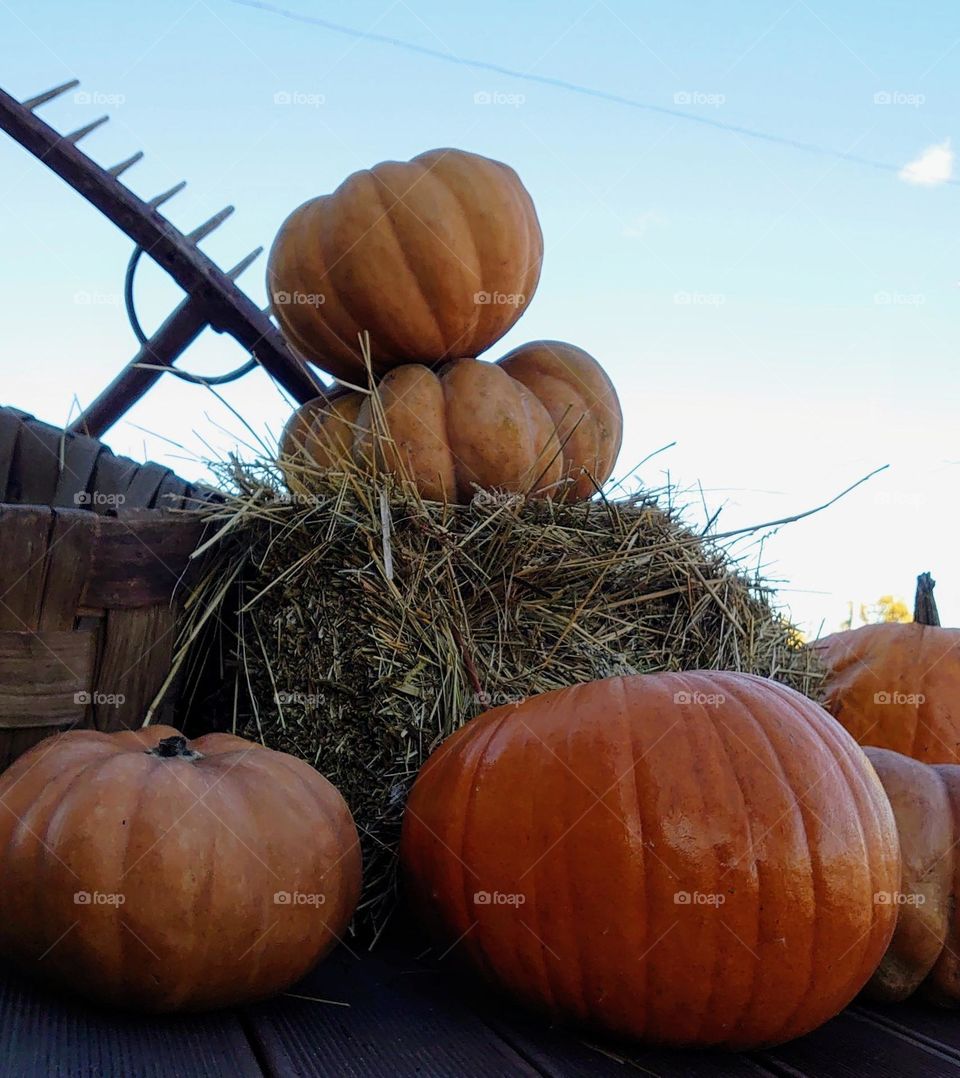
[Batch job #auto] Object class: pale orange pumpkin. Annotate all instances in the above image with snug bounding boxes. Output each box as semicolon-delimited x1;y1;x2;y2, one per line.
400;671;900;1049
279;343;622;503
267;148;543;381
498;340;622;501
863;746;960;1006
0;726;361;1012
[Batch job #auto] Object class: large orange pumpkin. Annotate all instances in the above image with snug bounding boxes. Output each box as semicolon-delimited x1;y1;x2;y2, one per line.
812;573;960;763
862;746;960;1006
279;342;622;503
400;671;900;1049
0;726;361;1012
267;148;543;381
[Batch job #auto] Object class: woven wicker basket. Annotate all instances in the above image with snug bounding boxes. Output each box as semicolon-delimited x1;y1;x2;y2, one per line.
0;406;211;770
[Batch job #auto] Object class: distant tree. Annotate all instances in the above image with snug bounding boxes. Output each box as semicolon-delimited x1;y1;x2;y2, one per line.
858;595;912;625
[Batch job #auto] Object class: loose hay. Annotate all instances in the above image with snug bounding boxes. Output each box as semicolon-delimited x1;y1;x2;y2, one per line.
179;459;823;938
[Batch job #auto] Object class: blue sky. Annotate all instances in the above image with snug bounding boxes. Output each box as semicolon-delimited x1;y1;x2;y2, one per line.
1;0;956;633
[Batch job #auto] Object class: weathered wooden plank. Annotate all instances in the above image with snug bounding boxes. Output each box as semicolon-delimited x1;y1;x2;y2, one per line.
52;432;106;508
82;512;202;608
93;605;176;732
0;506;53;631
366;933;776;1078
0;630;95;769
756;1007;960;1077
0;409;26;498
154;472;191;510
0;966;264;1078
37;510;98;631
244;945;543;1078
0;631;95;729
123;463;176;510
10;420;63;507
482;1012;775;1077
87;451;138;514
856;1001;960;1058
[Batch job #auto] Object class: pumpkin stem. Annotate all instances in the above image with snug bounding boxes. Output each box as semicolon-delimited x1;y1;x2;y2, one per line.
148;735;203;761
913;572;941;627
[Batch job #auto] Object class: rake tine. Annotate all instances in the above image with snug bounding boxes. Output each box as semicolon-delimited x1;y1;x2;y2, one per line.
0;78;323;407
22;79;80;110
149;180;187;208
226;246;263;279
64;115;109;143
187;206;235;244
108;151;144;177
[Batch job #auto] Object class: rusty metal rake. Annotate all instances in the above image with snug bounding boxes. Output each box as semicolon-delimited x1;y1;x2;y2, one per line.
0;77;324;437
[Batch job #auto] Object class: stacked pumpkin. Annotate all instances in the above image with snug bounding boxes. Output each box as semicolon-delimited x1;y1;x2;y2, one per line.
268;148;623;503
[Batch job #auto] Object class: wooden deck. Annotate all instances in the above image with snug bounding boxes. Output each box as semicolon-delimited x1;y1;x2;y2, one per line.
4;925;960;1077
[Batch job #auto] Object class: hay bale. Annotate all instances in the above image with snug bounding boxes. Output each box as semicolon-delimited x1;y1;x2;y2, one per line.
182;463;822;937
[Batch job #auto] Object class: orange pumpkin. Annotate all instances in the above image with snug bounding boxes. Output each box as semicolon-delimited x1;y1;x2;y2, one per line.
279;343;621;503
498;340;622;501
0;727;361;1012
400;671;900;1049
267;148;543;381
812;573;960;763
279;390;362;474
862;747;960;1006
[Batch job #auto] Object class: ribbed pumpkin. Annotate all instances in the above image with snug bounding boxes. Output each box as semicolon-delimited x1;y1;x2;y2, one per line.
498;340;622;501
279;343;621;503
812;573;960;763
862;747;960;1006
0;726;361;1012
267;148;543;381
400;671;900;1049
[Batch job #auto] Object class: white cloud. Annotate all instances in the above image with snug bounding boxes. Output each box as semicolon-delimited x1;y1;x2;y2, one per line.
899;138;954;186
623;210;666;239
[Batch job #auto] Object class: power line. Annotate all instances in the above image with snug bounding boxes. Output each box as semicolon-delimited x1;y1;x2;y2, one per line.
229;0;956;185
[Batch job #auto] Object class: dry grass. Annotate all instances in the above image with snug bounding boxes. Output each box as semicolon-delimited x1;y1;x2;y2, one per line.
176;440;823;940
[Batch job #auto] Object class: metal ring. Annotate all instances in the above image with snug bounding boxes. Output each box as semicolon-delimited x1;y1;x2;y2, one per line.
124;245;260;385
